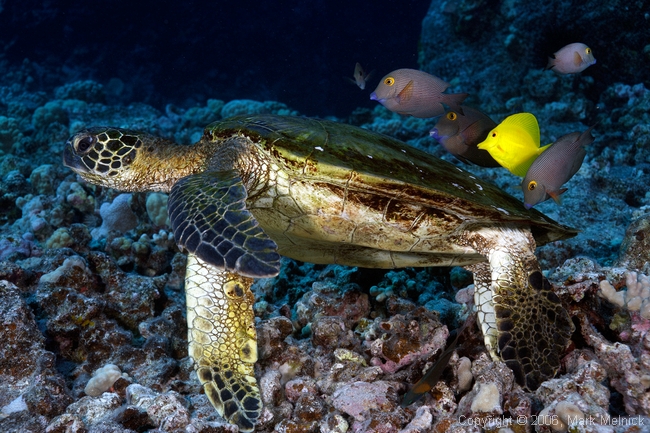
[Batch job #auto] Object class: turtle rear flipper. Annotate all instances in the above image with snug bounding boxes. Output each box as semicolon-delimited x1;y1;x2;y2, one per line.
186;254;262;431
461;226;574;390
169;169;281;278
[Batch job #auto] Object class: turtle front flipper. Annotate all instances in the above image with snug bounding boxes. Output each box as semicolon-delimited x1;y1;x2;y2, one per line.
169;169;281;278
461;225;574;391
185;253;262;431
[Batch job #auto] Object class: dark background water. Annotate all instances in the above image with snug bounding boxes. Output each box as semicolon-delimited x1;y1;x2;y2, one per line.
0;0;431;117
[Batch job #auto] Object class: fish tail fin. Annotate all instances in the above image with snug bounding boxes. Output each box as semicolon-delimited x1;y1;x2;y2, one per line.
545;56;556;70
442;93;469;114
581;124;598;145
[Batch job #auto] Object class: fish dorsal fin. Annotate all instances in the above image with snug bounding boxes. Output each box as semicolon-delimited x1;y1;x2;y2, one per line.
168;169;281;278
397;80;414;104
502;113;540;147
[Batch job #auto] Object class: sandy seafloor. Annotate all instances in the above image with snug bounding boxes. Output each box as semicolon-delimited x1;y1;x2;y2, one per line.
2;1;650;432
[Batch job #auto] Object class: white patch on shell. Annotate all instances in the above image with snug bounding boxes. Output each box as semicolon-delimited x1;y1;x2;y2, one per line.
452;182;476;194
314;146;324;151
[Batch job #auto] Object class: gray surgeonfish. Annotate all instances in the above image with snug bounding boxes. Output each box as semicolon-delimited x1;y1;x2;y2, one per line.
429;106;500;167
546;42;596;74
370;68;467;118
521;126;595;209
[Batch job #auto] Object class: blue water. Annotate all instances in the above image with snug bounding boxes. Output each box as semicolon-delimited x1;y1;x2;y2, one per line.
0;0;430;117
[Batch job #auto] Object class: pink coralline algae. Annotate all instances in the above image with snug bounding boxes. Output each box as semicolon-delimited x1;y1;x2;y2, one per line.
331;381;399;422
366;307;448;374
579;314;650;416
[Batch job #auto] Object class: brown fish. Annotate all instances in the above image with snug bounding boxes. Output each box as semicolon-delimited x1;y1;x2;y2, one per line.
348;62;373;90
429;106;500;167
546;42;596;74
401;318;471;407
370;68;467;118
521;126;595;209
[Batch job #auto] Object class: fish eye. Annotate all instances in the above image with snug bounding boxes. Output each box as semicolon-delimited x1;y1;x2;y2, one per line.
75;135;95;153
384;77;395;86
528;181;537;191
586;47;592;54
491;131;498;138
447;112;457;120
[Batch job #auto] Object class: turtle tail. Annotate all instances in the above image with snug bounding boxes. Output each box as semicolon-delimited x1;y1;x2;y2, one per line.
185;254;262;431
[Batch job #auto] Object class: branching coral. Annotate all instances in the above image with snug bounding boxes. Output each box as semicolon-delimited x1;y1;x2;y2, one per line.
599;272;650;319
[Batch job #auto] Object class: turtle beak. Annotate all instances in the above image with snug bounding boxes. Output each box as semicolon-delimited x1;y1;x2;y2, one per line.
62;141;88;173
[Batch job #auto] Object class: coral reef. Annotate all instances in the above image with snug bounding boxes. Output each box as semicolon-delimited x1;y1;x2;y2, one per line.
0;1;649;432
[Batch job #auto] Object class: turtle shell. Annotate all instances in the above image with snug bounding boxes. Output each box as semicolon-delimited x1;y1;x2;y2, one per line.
203;114;576;268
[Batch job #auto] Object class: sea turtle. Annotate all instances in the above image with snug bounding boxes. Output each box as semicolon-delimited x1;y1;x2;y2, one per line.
63;114;576;431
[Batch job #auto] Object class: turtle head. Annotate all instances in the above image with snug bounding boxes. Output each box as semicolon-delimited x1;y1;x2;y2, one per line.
63;127;144;188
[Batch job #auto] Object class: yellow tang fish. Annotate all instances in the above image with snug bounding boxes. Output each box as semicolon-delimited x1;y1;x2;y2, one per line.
477;113;550;177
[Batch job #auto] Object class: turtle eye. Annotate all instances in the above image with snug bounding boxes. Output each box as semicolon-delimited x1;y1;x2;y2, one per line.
76;135;95;153
528;181;537;191
446;112;457;121
384;77;395;86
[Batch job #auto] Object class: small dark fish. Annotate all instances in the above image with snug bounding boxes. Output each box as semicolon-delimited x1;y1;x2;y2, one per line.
401;319;471;407
430;106;500;167
521;126;595;209
370;68;467;118
348;62;373;90
546;42;596;74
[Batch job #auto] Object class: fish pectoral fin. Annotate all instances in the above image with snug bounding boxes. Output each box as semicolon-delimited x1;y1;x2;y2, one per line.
396;80;414;103
548;188;568;204
573;51;583;66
